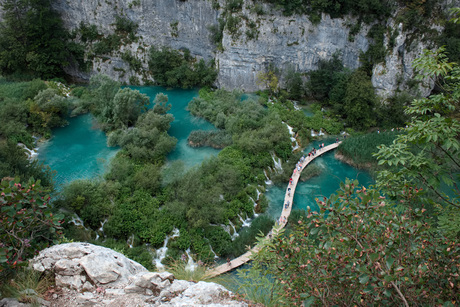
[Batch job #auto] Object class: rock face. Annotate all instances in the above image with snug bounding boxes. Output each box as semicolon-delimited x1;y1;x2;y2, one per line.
29;243;246;306
35;0;451;94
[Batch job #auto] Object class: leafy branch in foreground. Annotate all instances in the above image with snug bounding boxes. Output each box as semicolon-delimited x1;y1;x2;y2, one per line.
251;179;459;306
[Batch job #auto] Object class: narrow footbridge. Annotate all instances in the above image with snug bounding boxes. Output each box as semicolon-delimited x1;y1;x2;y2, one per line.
206;142;341;278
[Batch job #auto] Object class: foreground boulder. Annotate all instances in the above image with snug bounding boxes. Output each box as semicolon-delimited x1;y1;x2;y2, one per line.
29;243;246;306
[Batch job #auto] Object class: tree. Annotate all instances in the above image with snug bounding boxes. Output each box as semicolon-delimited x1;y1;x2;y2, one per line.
0;0;84;79
250;179;459;306
0;178;63;271
256;70;279;96
112;88;150;128
374;46;460;238
343;70;377;130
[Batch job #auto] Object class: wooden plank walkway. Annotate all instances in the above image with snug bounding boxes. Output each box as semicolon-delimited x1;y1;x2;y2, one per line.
206;142;341;278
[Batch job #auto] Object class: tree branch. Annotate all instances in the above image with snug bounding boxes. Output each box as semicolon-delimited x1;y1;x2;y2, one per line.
391;281;409;307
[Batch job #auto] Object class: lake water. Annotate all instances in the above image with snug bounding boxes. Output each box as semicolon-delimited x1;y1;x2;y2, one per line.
37;87;221;187
38;88;373;216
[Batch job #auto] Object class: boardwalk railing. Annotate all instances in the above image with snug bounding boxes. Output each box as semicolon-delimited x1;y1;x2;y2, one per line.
206;142;341;278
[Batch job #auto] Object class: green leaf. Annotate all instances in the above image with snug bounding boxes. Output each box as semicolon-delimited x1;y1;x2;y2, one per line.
370;253;379;261
359;274;370;284
386;257;394;270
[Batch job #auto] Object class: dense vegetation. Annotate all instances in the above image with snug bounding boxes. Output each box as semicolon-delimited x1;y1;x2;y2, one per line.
337;131;400;169
148;47;218;88
247;46;460;306
0;0;84;80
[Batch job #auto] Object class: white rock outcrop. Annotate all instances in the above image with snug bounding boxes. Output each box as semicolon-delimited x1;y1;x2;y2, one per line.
29;243;246;306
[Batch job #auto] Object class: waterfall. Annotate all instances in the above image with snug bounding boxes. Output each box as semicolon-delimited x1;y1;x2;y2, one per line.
249;197;259;217
271;152;283;172
185;248;197;272
220;224;231;237
153;228;180;271
238;213;251;227
256;188;261;201
96;219;108;240
209;244;219;259
127;234;135;248
17;143;38;160
292;101;301;110
69;215;92;233
311;129;325;137
229;220;239;240
283;122;300;151
264;170;273;185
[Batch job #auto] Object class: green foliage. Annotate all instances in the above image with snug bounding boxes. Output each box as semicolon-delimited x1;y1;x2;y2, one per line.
359;24;387;75
121;51;142;72
0;267;54;305
374;48;460;229
148;47;217;88
252;179;459;306
208;18;226;48
78;22;100;43
338;131;400;168
92;34;122;55
188;130;233;148
0;178;63;271
376;91;412;128
283;68;305;100
0;0;84;79
114;15;138;35
342;70;378;130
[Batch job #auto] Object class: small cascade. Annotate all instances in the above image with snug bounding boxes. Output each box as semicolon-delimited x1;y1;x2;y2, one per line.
209;244;219;259
264;170;273;185
292;101;301;110
238;213;251;227
220;224;231;237
185;248;197;272
127;234;135;248
284;122;300;151
311;129;325;137
97;219;108;240
153;228;180;271
270;152;283;172
229;220;239;240
256;188;262;201
17;143;38;160
249;197;259;217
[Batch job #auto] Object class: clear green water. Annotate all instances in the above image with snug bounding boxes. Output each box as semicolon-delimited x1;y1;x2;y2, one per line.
130;86;221;168
37;114;118;187
38;87;220;187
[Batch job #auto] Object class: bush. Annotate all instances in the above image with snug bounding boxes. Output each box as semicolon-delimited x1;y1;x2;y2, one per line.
0;178;63;271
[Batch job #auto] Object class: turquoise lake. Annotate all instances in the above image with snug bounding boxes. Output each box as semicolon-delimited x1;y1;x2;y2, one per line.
37;87;221;187
38;87;373;213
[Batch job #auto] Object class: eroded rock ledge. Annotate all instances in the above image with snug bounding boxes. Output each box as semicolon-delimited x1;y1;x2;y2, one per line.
25;242;246;306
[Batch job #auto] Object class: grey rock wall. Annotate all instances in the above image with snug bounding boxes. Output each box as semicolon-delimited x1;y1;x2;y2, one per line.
47;0;446;95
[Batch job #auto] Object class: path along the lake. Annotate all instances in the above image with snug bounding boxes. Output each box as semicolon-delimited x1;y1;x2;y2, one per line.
206;142;341;278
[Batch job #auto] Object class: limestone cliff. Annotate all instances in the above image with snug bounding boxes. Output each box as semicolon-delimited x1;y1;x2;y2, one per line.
49;0;453;96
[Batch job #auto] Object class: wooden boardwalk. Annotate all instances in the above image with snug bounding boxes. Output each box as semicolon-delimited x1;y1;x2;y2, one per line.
206;142;341;278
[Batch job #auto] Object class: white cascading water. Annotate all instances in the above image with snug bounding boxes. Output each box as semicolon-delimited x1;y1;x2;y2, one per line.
249;197;259;217
264;170;273;185
283;122;300;151
154;228;180;271
270;152;283;172
311;129;325;137
220;224;231;237
228;220;239;240
209;244;219;259
127;234;135;248
96;219;108;240
185;248;197;271
17;143;38;160
238;213;251;227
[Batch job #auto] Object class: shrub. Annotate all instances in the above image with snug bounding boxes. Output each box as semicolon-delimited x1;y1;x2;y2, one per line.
0;178;63;271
